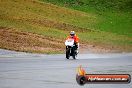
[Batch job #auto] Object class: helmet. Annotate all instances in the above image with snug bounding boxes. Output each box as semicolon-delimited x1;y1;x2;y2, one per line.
70;31;75;36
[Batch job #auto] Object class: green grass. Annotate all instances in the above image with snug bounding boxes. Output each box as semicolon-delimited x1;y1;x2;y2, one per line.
0;0;132;53
42;0;132;37
0;0;96;32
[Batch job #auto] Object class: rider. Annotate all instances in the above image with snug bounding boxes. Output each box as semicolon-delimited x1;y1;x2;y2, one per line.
66;31;79;53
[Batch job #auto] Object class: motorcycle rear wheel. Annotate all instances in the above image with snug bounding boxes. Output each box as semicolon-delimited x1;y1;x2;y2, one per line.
72;47;77;59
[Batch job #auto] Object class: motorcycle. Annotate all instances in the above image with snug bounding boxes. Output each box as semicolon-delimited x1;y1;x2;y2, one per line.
65;38;78;59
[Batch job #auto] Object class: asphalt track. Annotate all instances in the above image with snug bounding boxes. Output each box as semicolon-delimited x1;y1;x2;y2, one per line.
0;49;132;88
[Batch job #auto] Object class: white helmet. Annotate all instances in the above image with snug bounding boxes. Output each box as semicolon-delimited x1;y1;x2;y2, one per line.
70;31;75;36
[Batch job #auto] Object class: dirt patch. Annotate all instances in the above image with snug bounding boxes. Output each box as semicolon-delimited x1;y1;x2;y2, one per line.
79;43;119;53
0;27;64;53
0;27;121;54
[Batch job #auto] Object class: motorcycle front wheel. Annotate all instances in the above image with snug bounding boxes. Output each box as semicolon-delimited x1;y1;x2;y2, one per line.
66;47;70;59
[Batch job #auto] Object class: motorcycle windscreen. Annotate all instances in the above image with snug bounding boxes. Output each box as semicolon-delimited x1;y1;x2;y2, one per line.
65;39;74;46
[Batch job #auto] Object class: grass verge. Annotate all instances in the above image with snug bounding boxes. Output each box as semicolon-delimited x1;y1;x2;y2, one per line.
0;0;132;53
